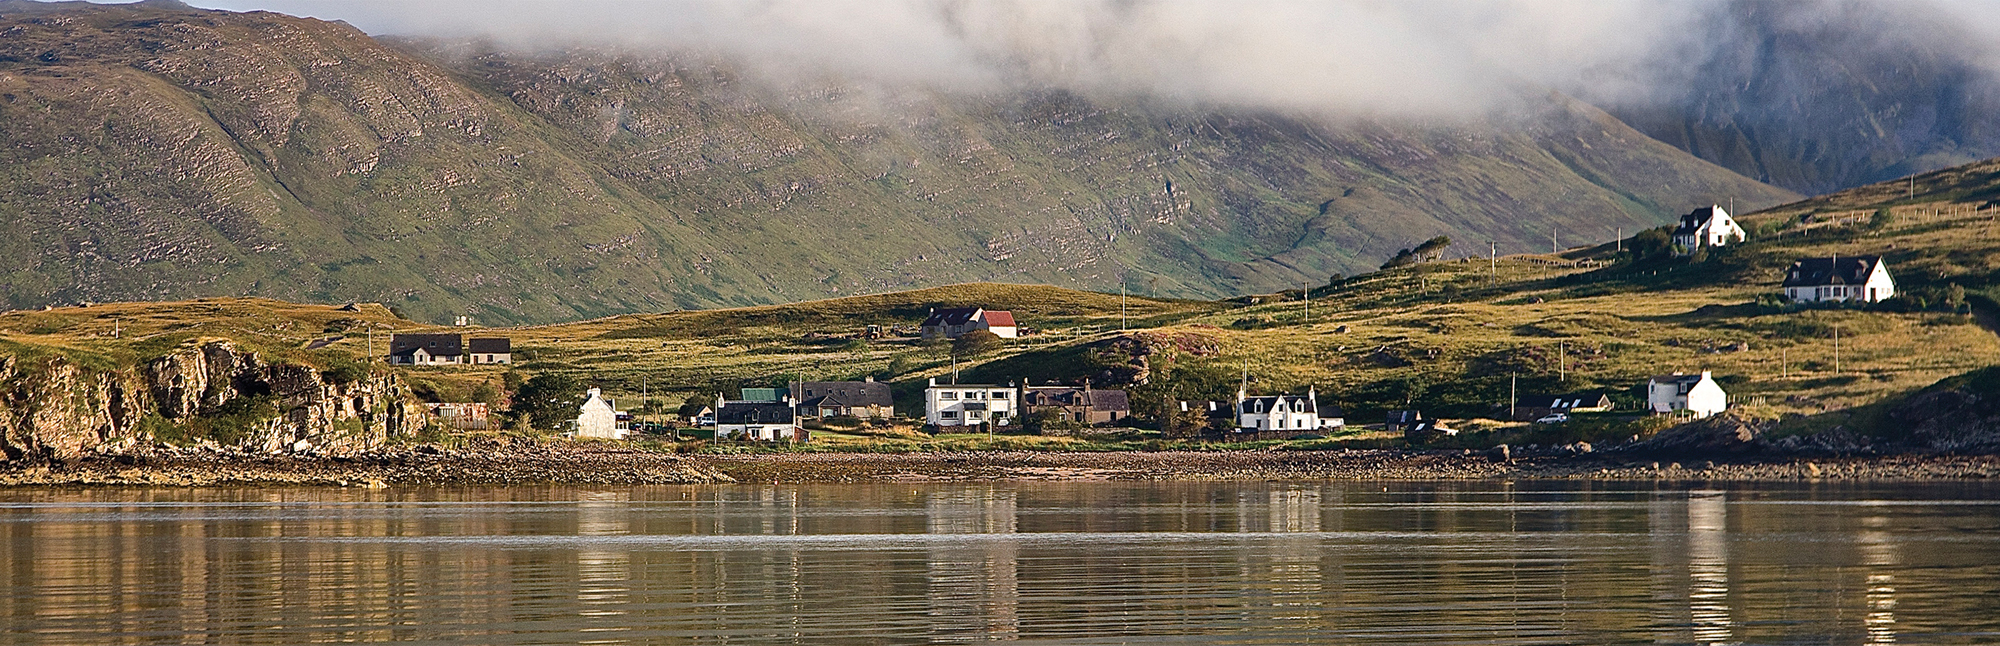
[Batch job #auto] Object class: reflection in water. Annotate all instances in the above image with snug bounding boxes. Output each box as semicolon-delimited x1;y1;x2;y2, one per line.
1859;513;1898;645
926;487;1019;642
1688;491;1735;646
576;491;632;643
1;482;1998;645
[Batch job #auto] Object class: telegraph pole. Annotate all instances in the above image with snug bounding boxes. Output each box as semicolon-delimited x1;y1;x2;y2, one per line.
1120;279;1128;333
1302;281;1309;326
1490;241;1497;281
1509;374;1517;420
1559;341;1566;382
1834;325;1841;375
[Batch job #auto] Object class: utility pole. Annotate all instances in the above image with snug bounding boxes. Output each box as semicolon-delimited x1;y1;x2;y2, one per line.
1302;281;1309;327
1490;241;1497;281
1120;279;1128;333
1551;229;1558;254
1509;374;1517;420
1909;176;1916;200
1834;325;1840;375
1559;341;1566;382
1616;227;1623;253
1782;348;1788;379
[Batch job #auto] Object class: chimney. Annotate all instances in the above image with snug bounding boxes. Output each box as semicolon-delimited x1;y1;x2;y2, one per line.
864;375;873;382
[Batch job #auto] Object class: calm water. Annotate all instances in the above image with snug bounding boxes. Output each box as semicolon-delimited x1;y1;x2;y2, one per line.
3;481;1999;645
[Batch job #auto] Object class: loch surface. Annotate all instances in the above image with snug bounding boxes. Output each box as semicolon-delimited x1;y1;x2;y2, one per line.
3;481;1998;644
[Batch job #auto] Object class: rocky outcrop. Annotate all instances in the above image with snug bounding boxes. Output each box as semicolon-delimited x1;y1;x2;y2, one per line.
1632;412;1772;456
2;340;416;462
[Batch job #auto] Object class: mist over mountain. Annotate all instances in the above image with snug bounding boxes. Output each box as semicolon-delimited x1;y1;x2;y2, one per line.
1595;0;2000;195
0;0;1853;323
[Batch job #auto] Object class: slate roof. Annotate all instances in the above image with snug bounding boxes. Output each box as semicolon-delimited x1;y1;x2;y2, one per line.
1243;394;1317;414
793;381;892;408
922;307;983;328
1520;392;1612;410
1673;206;1726;236
1781;256;1884;287
468;337;511;353
389;333;461;358
716;401;796;425
1649;373;1705;386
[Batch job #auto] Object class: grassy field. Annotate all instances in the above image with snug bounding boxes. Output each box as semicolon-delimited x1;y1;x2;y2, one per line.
4;160;1999;451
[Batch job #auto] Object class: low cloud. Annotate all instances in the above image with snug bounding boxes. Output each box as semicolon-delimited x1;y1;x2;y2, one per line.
187;0;1998;120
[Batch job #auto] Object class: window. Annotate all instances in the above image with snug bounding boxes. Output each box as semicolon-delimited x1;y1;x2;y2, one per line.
939;391;958;400
1255;402;1264;413
942;411;959;420
992;391;1010;400
968;411;984;421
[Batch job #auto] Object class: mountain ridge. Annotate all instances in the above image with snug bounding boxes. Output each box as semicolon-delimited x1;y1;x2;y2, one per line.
0;0;1795;324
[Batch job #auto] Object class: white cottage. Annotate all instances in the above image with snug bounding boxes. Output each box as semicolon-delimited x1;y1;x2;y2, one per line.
1235;386;1341;432
1671;205;1746;254
573;388;629;439
1647;371;1728;418
925;378;1016;429
1781;255;1896;304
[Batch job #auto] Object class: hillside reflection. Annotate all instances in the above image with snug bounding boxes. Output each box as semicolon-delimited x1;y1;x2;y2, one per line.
0;481;1992;644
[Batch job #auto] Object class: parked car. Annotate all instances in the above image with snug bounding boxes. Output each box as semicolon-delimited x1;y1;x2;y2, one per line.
1534;413;1570;424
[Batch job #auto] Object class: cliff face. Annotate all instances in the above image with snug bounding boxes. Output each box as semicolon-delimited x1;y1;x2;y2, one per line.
0;341;418;462
0;1;1796;324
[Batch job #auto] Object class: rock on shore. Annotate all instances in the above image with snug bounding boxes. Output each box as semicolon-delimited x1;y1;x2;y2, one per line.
0;442;730;487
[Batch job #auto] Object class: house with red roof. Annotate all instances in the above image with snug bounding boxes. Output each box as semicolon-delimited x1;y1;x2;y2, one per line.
920;307;1018;339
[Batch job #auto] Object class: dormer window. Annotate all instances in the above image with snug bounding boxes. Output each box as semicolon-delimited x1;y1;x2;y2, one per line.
1254;401;1264;413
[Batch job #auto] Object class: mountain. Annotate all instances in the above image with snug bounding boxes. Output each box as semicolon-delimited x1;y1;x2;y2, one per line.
0;0;1795;324
1603;0;2000;196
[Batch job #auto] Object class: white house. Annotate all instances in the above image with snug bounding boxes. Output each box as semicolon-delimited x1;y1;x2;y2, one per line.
925;378;1016;429
921;307;1019;339
714;395;804;442
467;337;512;364
1235;386;1342;432
1647;371;1728;418
574;388;629;439
1782;255;1896;304
387;333;464;365
1672;205;1746;254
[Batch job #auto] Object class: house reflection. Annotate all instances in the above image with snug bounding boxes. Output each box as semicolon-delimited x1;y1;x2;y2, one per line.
1858;514;1898;645
926;486;1019;642
1687;490;1734;646
575;490;632;640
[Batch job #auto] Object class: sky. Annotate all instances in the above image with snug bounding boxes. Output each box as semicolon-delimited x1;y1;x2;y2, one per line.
177;0;2000;120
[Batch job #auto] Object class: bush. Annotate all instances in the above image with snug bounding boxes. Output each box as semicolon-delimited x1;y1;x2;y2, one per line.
952;330;1004;357
511;373;584;431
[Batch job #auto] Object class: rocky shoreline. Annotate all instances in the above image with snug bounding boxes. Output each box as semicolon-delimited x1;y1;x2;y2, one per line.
4;445;1999;487
0;443;728;487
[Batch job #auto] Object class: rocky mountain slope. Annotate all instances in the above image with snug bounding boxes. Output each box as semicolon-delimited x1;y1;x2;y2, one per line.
0;0;1795;324
1603;0;2000;195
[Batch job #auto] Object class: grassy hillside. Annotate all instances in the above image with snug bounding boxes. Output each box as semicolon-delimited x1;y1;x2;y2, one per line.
3;154;1997;448
0;1;1794;325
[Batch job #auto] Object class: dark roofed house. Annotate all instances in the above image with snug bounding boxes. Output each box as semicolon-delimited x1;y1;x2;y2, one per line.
1021;383;1130;429
1782;255;1896;303
388;333;463;365
1514;392;1613;421
920;306;1019;339
715;398;806;443
468;337;512;365
791;378;895;420
1671;205;1746;254
1384;410;1424;432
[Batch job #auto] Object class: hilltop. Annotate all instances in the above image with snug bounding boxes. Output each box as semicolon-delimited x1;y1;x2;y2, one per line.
0;0;1794;325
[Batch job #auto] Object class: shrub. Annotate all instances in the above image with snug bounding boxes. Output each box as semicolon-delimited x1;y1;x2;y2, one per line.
952;330;1003;357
